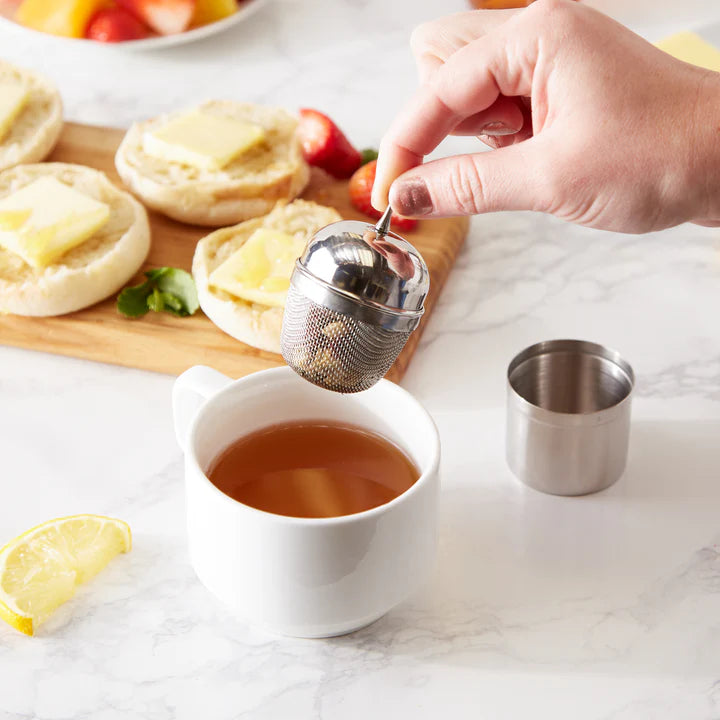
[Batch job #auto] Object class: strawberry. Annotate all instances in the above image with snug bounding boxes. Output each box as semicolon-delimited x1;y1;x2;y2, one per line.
297;108;362;179
348;160;418;232
116;0;195;35
85;8;150;42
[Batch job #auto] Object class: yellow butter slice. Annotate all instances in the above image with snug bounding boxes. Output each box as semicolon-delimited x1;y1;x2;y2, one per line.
143;110;266;170
0;209;31;232
655;31;720;72
0;176;110;269
209;228;306;308
0;81;30;144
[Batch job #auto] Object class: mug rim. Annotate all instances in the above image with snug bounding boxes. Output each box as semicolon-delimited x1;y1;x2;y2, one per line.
186;366;441;526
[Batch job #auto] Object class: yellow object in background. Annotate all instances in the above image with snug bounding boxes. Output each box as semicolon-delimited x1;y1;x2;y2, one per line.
655;31;720;72
469;0;533;7
16;0;106;38
193;0;238;26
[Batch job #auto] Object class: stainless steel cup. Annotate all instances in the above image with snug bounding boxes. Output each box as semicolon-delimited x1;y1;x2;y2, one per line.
506;339;635;496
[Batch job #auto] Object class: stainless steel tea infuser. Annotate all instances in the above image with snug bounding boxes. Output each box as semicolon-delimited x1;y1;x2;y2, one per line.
281;210;636;496
281;206;429;394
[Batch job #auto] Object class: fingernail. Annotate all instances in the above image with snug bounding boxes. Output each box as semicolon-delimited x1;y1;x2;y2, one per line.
479;121;516;136
391;177;433;217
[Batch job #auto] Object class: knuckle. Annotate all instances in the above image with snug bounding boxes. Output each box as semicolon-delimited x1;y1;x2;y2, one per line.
444;157;483;214
531;0;565;15
526;0;576;28
428;66;464;116
410;22;434;55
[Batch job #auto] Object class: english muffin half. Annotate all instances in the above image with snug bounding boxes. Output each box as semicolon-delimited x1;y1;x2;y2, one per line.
115;101;310;227
0;163;150;316
0;61;63;172
193;200;341;353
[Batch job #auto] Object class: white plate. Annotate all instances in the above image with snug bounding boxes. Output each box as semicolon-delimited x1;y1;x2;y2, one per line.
0;0;267;50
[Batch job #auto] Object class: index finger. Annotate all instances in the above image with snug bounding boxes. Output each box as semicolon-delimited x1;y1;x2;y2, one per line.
372;91;464;213
372;12;538;211
412;8;519;82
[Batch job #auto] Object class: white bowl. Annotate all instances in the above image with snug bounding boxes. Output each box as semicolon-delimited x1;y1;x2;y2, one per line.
0;0;267;51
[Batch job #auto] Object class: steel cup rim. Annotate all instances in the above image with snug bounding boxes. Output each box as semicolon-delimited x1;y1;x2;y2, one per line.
506;339;635;426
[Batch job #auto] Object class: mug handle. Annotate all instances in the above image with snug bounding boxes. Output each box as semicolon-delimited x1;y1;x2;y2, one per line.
173;366;233;452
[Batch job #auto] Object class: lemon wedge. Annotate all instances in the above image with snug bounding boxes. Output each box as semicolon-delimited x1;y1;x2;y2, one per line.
0;514;131;636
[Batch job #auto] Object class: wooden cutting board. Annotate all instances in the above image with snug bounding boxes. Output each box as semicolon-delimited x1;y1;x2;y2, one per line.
0;122;469;381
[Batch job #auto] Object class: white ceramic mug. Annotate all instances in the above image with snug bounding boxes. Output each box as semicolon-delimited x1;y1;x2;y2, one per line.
172;365;440;638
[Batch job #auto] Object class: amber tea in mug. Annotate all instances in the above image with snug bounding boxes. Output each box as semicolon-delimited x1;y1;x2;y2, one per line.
207;421;420;518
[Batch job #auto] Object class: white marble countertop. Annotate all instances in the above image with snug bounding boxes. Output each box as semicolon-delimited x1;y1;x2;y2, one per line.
2;1;720;718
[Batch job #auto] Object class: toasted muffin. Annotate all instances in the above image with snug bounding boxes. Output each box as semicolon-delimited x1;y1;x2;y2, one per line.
192;200;341;353
115;101;310;227
0;163;150;317
0;61;63;172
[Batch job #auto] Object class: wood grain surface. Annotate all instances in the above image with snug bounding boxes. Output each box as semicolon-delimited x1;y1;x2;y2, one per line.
0;122;469;380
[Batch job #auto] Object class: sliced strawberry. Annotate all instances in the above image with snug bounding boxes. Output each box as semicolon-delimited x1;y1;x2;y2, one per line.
348;160;418;232
116;0;195;35
297;108;362;179
348;160;376;216
85;8;150;42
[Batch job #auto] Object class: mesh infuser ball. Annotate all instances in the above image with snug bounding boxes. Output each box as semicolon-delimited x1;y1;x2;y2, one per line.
281;207;430;393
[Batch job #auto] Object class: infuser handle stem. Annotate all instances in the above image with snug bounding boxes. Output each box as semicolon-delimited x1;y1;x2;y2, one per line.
374;206;393;237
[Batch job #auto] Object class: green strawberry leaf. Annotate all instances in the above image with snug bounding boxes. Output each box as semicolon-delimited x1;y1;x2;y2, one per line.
360;148;379;166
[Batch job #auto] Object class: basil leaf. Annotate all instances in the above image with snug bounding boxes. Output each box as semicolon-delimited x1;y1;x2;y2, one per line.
144;267;171;282
116;267;199;319
146;287;166;313
157;291;185;316
154;268;199;316
117;280;153;318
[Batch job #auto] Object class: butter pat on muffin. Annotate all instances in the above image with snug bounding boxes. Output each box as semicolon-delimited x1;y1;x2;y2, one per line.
0;62;63;172
0;163;150;317
192;200;341;352
142;110;266;171
0;176;110;268
115;101;310;227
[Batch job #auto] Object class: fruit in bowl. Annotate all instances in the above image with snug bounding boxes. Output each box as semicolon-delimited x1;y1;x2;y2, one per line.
10;0;244;43
86;7;150;42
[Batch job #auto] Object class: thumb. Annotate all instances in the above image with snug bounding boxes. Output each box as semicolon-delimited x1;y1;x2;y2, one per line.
388;141;550;218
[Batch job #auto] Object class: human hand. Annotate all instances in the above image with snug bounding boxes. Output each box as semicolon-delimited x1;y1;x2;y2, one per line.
372;0;720;233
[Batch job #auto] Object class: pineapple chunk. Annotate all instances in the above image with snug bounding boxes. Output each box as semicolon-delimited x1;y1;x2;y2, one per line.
193;0;238;26
143;110;266;171
0;177;110;268
0;81;30;144
16;0;106;38
209;228;306;308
